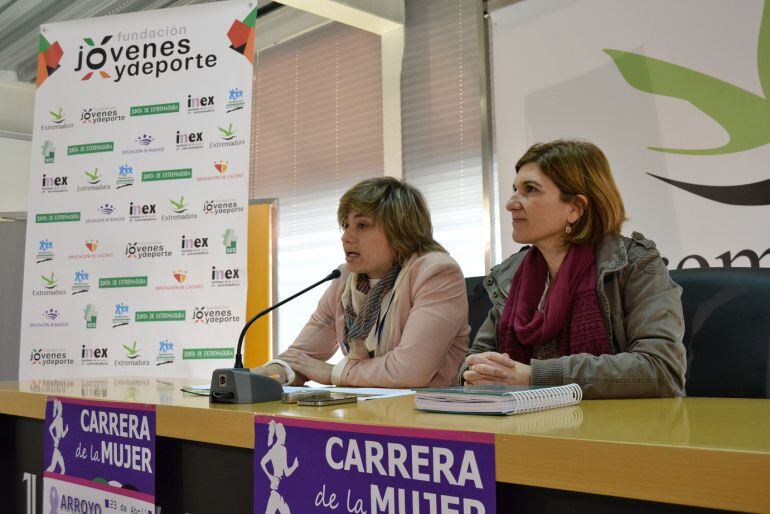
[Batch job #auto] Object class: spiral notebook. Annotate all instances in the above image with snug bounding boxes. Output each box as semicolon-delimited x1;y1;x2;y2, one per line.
414;383;583;415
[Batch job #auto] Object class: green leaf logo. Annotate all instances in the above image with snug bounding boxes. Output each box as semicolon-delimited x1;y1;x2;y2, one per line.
49;107;65;123
170;196;188;213
605;0;770;155
122;341;139;358
218;123;237;140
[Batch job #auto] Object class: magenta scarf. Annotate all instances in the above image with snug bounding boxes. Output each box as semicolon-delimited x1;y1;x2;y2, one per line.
498;244;613;364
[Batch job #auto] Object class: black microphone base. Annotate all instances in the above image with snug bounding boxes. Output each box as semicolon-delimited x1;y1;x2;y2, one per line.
209;368;283;404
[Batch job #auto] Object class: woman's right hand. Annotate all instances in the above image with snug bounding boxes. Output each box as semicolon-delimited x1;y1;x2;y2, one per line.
252;363;288;384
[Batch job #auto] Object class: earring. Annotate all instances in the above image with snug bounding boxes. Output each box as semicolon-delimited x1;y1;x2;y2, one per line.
565;224;572;234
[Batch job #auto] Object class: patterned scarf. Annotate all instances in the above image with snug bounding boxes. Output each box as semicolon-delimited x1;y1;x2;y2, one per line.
344;266;401;358
498;244;612;364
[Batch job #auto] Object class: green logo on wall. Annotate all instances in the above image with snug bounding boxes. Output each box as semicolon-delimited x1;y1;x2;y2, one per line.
135;310;186;322
604;0;770;205
99;276;148;288
68;142;114;155
142;168;192;182
36;212;80;223
130;102;180;116
183;347;234;360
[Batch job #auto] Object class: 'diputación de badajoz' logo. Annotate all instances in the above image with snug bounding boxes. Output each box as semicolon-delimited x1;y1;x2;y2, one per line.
74;31;217;83
605;0;770;205
29;308;68;329
122;133;164;155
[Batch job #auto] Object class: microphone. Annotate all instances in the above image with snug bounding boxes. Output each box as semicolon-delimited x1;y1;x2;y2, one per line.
210;268;342;404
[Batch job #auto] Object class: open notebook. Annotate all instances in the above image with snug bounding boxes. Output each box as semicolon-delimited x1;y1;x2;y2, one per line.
414;383;582;415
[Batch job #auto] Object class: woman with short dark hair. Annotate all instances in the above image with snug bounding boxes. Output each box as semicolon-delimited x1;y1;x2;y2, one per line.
253;177;469;388
462;139;686;398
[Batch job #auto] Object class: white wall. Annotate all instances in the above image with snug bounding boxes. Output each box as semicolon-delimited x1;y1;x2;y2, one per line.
0;80;34;215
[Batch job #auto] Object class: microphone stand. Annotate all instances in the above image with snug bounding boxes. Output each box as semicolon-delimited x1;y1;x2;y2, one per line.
210;269;341;404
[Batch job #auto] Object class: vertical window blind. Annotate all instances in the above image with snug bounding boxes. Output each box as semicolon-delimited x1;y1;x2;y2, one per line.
402;0;486;278
250;21;384;353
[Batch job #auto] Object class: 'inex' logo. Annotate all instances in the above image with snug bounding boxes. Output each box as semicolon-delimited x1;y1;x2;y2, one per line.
41;174;68;194
181;235;209;256
175;129;204;150
74;33;217;83
605;0;770;205
211;266;240;288
187;94;215;114
81;344;108;366
128;201;158;222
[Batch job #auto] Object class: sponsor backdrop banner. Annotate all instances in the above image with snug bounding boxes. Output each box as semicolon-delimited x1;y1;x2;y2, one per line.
43;397;156;514
20;1;258;379
254;416;496;514
491;0;769;268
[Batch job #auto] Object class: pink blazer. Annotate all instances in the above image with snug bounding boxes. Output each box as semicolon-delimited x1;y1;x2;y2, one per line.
279;251;470;388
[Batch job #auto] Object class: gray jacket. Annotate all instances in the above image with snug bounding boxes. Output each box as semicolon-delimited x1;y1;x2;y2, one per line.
463;232;687;399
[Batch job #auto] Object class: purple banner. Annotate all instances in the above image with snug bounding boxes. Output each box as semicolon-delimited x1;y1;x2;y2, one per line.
44;397;156;497
254;416;496;514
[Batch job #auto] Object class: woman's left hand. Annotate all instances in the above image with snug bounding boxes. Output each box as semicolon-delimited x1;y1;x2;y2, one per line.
281;353;334;384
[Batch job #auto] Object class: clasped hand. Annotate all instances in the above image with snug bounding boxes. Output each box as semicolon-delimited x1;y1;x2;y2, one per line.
463;351;531;386
281;353;334;385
